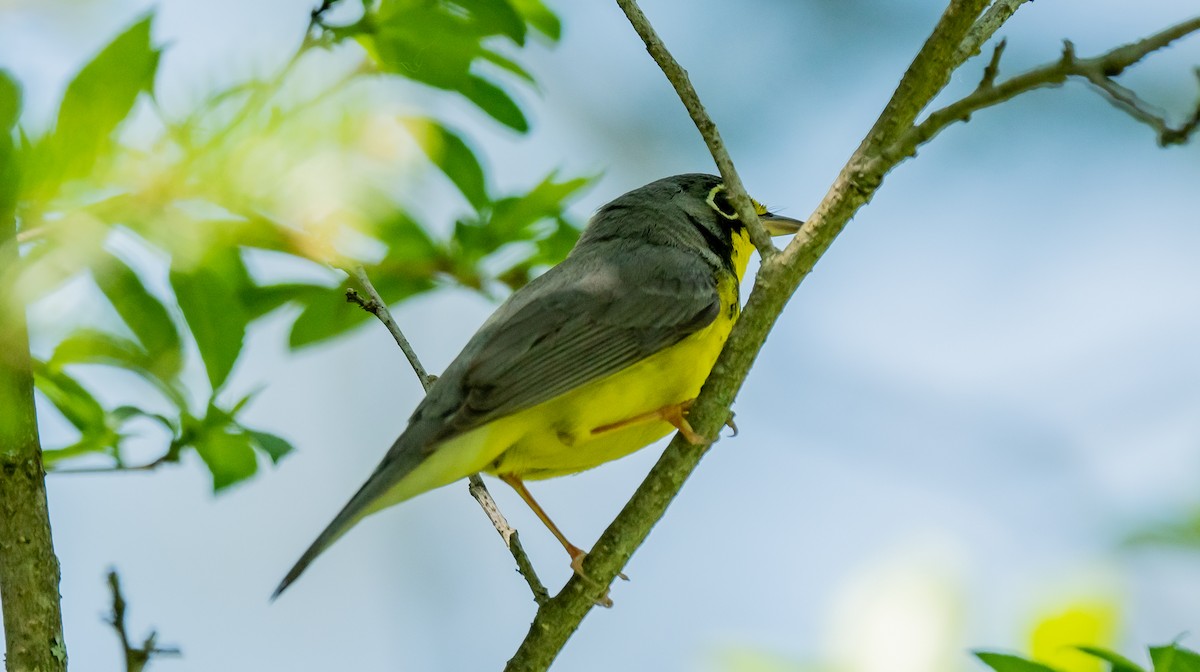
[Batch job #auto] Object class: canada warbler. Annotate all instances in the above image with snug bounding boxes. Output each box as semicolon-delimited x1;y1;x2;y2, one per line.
273;173;801;597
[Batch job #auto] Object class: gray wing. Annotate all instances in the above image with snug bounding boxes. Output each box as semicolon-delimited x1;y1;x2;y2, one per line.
431;242;720;441
272;242;718;599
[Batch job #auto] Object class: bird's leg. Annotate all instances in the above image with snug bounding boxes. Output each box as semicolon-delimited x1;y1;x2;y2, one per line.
499;473;585;566
591;398;710;445
499;473;627;600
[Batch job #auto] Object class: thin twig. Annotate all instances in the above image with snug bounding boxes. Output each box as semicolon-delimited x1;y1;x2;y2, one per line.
308;0;340;33
347;268;434;388
346;267;549;605
106;570;180;672
955;0;1032;67
613;0;775;259
1079;60;1200;147
50;454;176;475
978;39;1007;89
14;226;46;244
469;479;551;606
887;16;1200;161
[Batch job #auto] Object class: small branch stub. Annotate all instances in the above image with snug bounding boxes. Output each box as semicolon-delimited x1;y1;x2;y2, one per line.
107;570;180;672
979;39;1007;88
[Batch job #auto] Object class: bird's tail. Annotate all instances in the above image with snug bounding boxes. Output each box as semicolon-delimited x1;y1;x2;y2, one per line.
270;431;434;600
271;418;499;599
271;472;382;600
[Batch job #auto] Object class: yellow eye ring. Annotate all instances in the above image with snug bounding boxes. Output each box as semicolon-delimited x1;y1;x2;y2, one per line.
706;184;739;220
707;184;767;221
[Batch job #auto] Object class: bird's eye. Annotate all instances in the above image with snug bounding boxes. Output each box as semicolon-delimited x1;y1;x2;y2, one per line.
706;185;738;220
707;184;768;220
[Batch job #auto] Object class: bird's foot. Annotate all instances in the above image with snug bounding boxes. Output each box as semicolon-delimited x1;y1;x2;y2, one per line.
590;399;713;445
659;399;711;445
568;547;628;608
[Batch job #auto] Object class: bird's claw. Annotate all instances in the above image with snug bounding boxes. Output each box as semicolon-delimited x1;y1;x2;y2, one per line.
569;550;628;607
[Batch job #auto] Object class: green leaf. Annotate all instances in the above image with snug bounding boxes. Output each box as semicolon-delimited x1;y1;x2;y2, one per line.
170;250;249;391
247;429;294;464
43;436;113;466
52;328;151;370
455;0;526;45
91;251;183;379
0;70;19;215
241;282;329;321
461;76;528;132
487;172;592;238
0;68;20;132
373;273;436;304
974;652;1062;672
535;218;581;264
288;274;433;349
1125;510;1200;549
480;50;535;84
378;210;440;266
31;360;105;431
510;0;561;40
30;13;159;191
403;118;489;209
49;328;187;409
111;405;177;433
367;1;539;131
371;9;480;89
1078;647;1147;672
288;282;373;349
194;429;257;491
1150;644;1200;672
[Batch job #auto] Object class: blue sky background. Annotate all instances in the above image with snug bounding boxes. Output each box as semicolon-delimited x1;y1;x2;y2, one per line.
3;0;1199;670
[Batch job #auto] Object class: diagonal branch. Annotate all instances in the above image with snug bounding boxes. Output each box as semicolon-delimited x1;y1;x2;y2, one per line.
613;0;775;259
505;3;1200;670
345;267;550;606
503;1;994;670
888;15;1200;160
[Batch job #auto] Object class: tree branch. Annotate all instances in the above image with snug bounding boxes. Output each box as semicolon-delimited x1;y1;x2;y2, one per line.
345;267;550;606
50;453;178;475
955;0;1032;67
613;0;775;259
0;110;68;671
504;1;994;670
347;267;435;389
106;570;180;672
885;15;1200;160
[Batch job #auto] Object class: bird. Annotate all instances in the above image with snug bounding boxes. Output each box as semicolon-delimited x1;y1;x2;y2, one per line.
273;173;802;598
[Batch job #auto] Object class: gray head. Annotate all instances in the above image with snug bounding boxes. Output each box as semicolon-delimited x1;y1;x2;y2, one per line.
574;173;802;271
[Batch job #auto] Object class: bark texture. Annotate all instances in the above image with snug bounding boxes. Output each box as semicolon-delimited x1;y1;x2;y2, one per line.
0;115;67;671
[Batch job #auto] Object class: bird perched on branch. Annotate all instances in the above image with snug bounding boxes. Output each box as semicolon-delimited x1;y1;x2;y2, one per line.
274;173;801;598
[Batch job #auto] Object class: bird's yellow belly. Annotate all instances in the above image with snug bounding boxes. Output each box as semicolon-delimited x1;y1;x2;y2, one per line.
483;300;737;480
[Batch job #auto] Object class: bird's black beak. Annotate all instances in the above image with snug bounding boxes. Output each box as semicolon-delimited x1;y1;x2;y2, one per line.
761;213;804;236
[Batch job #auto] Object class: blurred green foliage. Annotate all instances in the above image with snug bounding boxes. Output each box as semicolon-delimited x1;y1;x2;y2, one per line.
1;0;591;491
1125;508;1200;550
976;642;1200;672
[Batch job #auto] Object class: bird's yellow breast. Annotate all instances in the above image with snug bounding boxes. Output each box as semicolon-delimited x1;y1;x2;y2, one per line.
482;227;753;480
376;228;755;503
